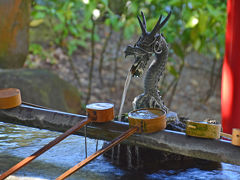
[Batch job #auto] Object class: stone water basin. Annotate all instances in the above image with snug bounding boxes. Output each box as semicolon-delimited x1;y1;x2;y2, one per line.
1;122;240;179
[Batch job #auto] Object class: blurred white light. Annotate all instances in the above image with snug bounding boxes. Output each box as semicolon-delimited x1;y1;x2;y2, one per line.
186;16;199;28
93;9;100;20
82;0;89;4
192;17;199;26
126;1;131;7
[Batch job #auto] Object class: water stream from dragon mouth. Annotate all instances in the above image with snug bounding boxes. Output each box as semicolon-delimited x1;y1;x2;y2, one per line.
118;71;132;121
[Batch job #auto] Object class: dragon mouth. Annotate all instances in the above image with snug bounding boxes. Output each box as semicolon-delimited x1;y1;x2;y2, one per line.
124;45;151;77
124;45;149;57
130;60;142;77
124;45;138;58
130;56;148;77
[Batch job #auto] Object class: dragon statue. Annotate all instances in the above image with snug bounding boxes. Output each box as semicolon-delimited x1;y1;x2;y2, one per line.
125;11;171;113
125;11;186;131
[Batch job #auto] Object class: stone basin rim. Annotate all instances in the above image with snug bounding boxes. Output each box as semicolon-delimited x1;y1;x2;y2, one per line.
128;108;166;120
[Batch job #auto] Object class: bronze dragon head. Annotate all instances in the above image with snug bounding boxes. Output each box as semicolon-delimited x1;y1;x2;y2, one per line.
124;11;171;77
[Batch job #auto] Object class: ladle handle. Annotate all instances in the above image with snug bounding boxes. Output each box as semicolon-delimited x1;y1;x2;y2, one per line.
220;132;232;139
56;126;138;180
0;118;90;180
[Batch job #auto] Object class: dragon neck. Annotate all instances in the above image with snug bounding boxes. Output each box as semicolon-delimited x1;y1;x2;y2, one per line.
144;40;168;95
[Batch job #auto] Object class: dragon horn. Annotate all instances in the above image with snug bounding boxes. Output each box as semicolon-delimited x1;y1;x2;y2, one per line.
137;15;147;35
149;15;162;36
150;11;171;36
159;11;172;29
141;11;147;28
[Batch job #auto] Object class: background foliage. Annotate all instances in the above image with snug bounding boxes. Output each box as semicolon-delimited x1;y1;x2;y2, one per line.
29;0;226;105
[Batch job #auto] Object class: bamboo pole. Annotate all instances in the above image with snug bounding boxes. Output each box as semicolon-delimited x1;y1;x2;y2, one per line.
56;126;138;180
0;118;90;180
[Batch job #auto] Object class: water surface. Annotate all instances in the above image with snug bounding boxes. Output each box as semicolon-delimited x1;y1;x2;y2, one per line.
129;109;164;119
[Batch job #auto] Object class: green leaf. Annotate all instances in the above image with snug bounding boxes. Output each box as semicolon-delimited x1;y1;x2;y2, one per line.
94;33;100;42
190;28;198;41
69;26;78;36
198;13;208;34
168;0;183;6
109;14;118;27
30;19;44;27
29;43;43;55
68;44;77;56
167;65;179;78
180;29;191;47
54;24;65;32
105;18;111;26
171;43;184;59
101;0;108;7
34;5;48;11
56;11;65;22
77;40;87;48
147;18;159;31
124;23;135;39
31;11;46;19
194;38;201;51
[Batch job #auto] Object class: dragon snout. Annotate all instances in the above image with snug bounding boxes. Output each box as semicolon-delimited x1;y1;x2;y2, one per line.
124;45;143;77
124;45;135;58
